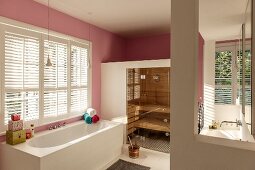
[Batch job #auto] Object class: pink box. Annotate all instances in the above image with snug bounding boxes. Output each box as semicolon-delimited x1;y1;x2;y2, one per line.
8;120;23;132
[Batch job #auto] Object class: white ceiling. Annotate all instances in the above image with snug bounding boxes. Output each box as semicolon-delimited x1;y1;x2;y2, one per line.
34;0;171;38
34;0;250;40
199;0;250;41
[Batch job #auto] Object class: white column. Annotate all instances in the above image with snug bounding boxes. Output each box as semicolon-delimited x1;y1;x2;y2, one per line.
170;0;199;169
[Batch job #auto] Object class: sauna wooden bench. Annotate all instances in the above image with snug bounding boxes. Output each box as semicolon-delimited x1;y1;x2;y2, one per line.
134;117;170;133
134;105;170;133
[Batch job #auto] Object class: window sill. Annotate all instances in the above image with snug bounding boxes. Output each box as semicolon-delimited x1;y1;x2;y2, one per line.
195;134;255;152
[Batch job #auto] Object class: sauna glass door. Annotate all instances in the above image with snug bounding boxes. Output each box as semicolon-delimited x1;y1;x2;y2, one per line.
126;67;170;153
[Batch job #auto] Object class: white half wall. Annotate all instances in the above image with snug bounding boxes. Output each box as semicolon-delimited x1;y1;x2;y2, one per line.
101;59;170;120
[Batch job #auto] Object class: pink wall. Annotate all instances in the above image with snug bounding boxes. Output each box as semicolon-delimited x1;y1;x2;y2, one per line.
0;0;204;142
126;34;171;61
0;0;204;111
125;33;204;101
0;0;126;113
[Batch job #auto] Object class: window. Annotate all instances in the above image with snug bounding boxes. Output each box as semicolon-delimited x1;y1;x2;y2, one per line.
70;44;89;113
4;31;40;124
215;50;232;104
127;69;141;101
0;20;91;132
43;38;68;117
237;49;251;105
215;42;251;105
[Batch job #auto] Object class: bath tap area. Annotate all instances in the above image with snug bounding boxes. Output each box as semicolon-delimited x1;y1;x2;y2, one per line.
200;114;254;142
200;100;254;142
1;120;124;170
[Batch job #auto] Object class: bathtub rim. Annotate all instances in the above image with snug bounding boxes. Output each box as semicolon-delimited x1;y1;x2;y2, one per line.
0;120;123;158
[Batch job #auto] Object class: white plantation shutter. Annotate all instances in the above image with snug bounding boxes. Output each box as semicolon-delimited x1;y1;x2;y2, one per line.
70;43;89;113
80;48;88;86
24;92;39;121
71;46;81;87
57;90;68;115
44;92;57;117
237;50;252;105
43;91;68;117
4;31;40;124
0;21;91;132
44;39;68;117
71;89;88;113
5;92;23;124
44;40;68;88
126;69;140;101
5;32;39;89
215;43;251;105
215;50;233;104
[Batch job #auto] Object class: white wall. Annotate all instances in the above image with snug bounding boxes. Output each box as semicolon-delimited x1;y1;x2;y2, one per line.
203;41;216;127
101;59;170;120
214;105;241;122
203;40;215;86
203;41;244;124
171;0;255;169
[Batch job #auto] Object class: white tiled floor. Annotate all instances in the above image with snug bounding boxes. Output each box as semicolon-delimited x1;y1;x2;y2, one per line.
119;145;170;170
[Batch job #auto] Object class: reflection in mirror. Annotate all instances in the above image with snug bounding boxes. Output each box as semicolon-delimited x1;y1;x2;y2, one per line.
243;0;252;133
238;0;252;135
199;0;254;142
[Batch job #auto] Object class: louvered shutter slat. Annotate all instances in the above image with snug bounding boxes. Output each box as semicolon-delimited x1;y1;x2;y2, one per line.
4;32;39;123
71;88;87;112
215;51;232;104
71;44;88;113
5;92;23;124
24;92;39;121
58;90;67;115
44;92;57;117
44;40;68;117
58;44;67;87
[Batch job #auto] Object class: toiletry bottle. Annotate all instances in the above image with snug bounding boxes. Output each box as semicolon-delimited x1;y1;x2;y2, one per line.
30;124;35;137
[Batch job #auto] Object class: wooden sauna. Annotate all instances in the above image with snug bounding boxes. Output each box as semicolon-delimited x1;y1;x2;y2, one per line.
126;67;170;137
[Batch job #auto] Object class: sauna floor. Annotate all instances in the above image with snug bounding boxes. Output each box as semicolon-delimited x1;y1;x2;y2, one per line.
119;144;170;170
130;133;170;153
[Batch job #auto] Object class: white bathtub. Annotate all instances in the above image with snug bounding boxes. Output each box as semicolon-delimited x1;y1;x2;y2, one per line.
200;128;241;140
0;120;124;170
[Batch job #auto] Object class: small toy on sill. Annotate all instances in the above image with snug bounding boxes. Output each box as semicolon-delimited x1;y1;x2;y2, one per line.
6;130;26;145
84;113;92;124
209;120;219;129
85;108;100;124
92;115;100;123
6;114;26;145
30;124;35;137
8;119;23;132
11;113;20;121
26;129;32;139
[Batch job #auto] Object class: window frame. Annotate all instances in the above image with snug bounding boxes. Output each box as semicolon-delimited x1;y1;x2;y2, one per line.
215;41;251;105
0;17;92;133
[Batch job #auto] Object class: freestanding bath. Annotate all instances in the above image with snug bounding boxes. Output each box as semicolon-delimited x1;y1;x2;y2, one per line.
0;120;123;170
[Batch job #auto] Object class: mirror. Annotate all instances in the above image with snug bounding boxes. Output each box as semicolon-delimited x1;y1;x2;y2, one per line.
243;0;252;133
199;0;254;142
